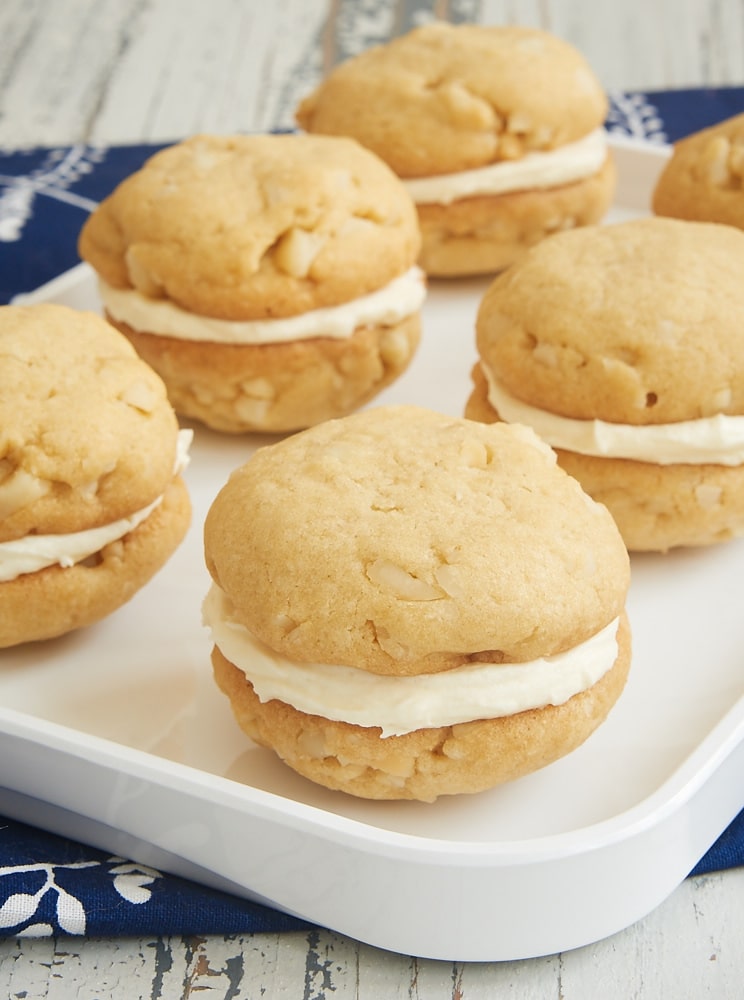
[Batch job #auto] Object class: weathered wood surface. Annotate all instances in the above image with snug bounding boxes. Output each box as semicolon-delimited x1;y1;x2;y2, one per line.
1;869;743;998
1;1;744;996
2;0;744;149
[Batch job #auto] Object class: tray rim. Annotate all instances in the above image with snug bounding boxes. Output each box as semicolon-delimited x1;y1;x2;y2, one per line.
0;689;743;861
1;696;742;961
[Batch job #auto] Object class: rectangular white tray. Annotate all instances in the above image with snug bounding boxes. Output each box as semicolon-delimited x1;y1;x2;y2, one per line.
2;136;744;962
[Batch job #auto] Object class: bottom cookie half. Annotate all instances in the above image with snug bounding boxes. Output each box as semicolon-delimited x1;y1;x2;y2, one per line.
211;613;631;802
0;476;191;648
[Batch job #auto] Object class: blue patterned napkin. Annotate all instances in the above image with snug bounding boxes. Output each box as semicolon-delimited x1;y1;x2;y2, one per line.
0;816;312;938
1;88;743;939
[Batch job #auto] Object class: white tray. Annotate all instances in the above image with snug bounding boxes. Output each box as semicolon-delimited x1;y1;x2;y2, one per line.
2;135;744;962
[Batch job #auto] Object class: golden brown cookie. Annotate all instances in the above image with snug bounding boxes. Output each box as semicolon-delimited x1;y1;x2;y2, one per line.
414;158;615;275
79;133;424;433
297;22;615;276
0;303;191;647
652;112;744;229
468;216;744;551
203;405;631;801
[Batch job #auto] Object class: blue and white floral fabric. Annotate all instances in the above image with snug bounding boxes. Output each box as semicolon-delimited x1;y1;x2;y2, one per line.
0;817;311;938
0;88;743;938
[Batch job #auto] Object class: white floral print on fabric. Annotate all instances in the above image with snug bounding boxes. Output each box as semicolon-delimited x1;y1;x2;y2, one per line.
0;144;106;243
0;857;161;937
606;92;668;143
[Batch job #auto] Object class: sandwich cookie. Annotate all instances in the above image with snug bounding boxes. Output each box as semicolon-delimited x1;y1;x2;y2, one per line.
0;304;191;647
203;405;630;801
467;216;744;551
78;133;425;433
296;22;615;276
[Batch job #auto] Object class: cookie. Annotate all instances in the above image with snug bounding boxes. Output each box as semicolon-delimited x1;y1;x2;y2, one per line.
652;112;744;229
203;405;631;801
296;22;615;276
467;216;744;552
0;303;191;647
78;133;425;433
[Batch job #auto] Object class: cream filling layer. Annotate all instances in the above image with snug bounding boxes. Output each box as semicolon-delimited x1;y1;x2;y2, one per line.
99;267;426;345
403;129;608;206
203;583;620;738
0;429;193;582
482;363;744;466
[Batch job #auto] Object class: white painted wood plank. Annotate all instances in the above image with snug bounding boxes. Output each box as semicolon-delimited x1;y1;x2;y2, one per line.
0;0;331;147
478;0;744;90
0;936;56;999
89;0;330;144
237;0;329;132
560;870;744;998
1;872;743;999
0;0;144;149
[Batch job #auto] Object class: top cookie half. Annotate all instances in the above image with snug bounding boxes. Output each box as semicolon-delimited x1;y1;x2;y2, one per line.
0;303;180;541
78;133;421;321
204;405;629;677
296;23;608;178
475;216;744;426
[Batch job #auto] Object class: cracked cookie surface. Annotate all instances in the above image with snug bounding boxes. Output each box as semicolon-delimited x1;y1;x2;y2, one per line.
79;133;421;320
474;217;744;424
297;22;608;178
205;405;628;675
653;112;744;229
0;303;180;541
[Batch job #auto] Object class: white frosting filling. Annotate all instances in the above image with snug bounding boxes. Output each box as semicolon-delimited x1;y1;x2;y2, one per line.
99;267;426;345
403;129;608;206
482;363;744;466
0;429;193;582
203;583;620;738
